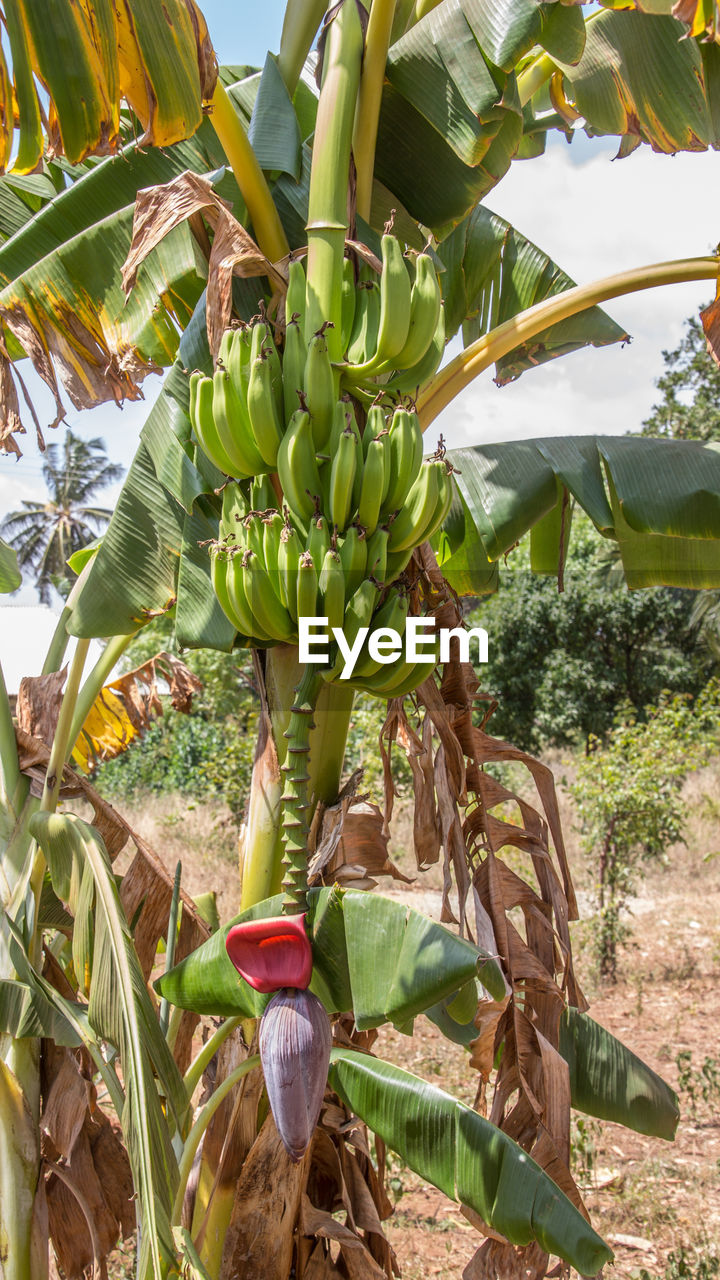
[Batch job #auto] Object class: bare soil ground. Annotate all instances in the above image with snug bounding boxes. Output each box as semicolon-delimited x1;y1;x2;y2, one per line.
113;760;720;1280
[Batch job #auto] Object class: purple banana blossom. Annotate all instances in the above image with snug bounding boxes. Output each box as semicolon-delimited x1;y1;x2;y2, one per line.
259;987;332;1161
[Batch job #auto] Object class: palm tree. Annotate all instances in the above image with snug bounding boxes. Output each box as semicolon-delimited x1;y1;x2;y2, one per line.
1;431;123;603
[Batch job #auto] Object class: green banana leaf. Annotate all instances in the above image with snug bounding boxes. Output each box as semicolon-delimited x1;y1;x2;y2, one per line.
0;535;20;592
155;887;505;1021
30;811;185;1280
443;436;720;591
423;989;679;1141
375;0;586;232
436;203;628;379
0;910;79;1045
560;1007;679;1141
327;1047;612;1275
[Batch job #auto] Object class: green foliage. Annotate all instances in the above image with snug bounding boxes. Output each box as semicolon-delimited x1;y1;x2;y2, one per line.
638;1246;720;1280
642;310;720;443
570;682;720;980
97;617;258;826
0;431;123;604
468;517;711;753
675;1050;720;1118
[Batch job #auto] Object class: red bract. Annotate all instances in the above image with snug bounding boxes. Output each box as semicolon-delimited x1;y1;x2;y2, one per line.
225;913;313;993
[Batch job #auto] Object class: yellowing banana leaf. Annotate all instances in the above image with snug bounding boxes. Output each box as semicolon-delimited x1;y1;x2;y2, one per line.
443;436;720;591
0;534;20;592
327;1048;612;1275
554;9;720;154
437;201;628;378
155;887;506;1020
30;810;186;1280
71;650;202;773
374;0;585;231
560;1007;679;1141
0;0;216;174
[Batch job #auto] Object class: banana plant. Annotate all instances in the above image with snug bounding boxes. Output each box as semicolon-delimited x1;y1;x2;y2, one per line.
1;2;719;1279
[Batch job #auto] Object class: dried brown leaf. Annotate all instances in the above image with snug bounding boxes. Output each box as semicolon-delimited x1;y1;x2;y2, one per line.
16;668;67;744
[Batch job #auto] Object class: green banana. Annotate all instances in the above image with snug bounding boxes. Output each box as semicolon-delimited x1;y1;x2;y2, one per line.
210;547;242;637
263;510;285;603
382;407;424;514
337;525;367;599
242;548;296;642
277;408;322;528
304;328;336;450
250;473;277;513
351;587;410;680
385;252;441;372
340;256;356;356
226;551;275;642
296;550;319;622
220;482;249;536
362;404;388;458
384;546;415;581
387;457;455;552
285;257;306;330
228;325;253;398
213;368;267;477
282;318;306;422
318;547;346;633
191;374;237;476
387;459;441;552
357;434;388;535
328;425;359;531
324;578;380;682
306;511;331;567
365;525;389;584
247;353;284;469
250;318;283;409
347;270;380;367
354;656;429;699
385;301;446;397
278;519;301;622
344;235;412;381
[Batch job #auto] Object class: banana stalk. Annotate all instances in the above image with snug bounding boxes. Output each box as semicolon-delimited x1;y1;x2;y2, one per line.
209;82;290;265
418;254;720;430
305;0;366;354
280;666;324;914
353;0;397;222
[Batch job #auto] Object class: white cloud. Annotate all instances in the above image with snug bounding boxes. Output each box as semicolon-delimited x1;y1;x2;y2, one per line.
435;137;720;452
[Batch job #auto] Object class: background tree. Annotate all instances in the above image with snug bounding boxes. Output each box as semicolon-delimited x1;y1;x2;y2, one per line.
1;431;122;603
469;517;712;753
642;308;720;442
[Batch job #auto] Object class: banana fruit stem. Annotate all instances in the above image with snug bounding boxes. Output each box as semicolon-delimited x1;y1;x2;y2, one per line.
305;0;366;355
353;0;397;223
418;254;720;430
281;666;324;914
517;51;556;107
209;81;290;265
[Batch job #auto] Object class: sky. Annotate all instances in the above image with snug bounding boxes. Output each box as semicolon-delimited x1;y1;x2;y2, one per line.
1;7;719;598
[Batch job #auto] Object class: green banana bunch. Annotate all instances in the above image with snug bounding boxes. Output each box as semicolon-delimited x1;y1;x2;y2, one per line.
286;257;306;331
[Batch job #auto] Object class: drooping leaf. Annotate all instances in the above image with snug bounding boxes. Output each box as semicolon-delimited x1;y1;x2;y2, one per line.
327;1048;613;1275
30;811;186;1280
155;888;505;1019
445;436;720;591
559;1007;679;1141
248;54;303;180
437;202;628;377
560;9;718;155
0;0;216;174
0;534;20;592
